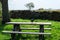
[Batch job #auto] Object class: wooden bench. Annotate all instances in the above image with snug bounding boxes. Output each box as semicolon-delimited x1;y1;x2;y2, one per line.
2;22;51;40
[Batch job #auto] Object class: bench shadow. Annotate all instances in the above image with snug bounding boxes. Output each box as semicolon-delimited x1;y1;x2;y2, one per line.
0;24;7;32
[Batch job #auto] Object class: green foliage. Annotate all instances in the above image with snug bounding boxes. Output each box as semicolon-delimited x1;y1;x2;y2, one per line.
0;2;2;25
0;2;2;9
0;2;2;15
25;2;34;10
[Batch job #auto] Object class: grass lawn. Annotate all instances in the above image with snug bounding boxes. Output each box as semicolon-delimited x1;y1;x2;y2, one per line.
0;18;60;40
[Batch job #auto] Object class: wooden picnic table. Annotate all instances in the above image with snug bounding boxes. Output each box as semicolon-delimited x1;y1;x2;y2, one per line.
3;22;51;40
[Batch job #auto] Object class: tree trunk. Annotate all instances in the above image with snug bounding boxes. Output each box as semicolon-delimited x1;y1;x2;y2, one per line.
1;0;10;24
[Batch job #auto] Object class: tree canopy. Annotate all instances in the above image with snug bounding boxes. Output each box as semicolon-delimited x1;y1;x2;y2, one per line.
25;2;34;10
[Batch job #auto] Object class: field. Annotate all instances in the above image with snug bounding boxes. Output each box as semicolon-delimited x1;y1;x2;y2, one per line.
0;18;60;40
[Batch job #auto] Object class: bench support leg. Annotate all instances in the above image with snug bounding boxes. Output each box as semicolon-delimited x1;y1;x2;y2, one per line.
11;24;20;40
17;24;21;40
39;25;44;40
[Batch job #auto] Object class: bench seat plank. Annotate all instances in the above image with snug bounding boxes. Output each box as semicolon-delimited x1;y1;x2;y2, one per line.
2;31;51;35
6;22;51;25
21;28;51;30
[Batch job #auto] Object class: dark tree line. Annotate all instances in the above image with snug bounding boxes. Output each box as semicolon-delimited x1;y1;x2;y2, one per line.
10;10;60;21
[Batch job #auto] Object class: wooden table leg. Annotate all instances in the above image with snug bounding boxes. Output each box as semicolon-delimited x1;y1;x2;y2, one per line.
11;24;20;40
39;25;44;40
17;24;21;40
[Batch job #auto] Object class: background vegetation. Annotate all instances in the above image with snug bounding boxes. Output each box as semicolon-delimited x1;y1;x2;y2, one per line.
10;10;60;21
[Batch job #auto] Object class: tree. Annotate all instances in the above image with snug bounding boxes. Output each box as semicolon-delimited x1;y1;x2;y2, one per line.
25;2;34;10
1;0;10;24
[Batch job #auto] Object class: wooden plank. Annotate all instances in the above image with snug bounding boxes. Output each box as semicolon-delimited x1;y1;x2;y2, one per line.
20;28;51;30
2;31;51;35
6;22;51;25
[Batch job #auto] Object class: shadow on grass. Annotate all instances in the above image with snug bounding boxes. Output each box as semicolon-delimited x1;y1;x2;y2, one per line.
0;24;7;32
18;34;39;40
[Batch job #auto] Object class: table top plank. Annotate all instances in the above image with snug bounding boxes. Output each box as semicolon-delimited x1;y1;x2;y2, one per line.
6;22;51;25
2;31;51;35
20;28;51;30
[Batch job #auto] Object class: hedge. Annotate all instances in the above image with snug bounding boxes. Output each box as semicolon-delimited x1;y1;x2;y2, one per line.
10;10;60;21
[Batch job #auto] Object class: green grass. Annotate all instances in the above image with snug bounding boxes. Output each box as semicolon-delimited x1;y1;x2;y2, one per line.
0;18;60;40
